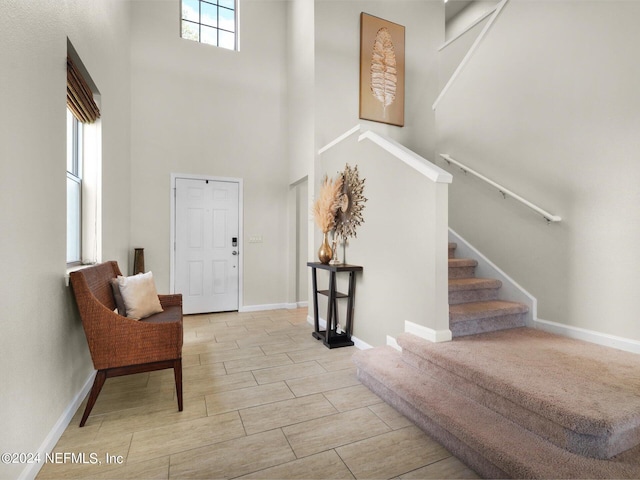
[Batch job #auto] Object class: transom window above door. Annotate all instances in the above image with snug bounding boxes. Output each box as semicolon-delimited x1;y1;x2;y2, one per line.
181;0;238;51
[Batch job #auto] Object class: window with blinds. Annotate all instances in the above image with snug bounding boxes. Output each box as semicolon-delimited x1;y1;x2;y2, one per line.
66;47;101;267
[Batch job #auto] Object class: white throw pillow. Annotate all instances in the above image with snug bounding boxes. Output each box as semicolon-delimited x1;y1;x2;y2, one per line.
117;271;164;320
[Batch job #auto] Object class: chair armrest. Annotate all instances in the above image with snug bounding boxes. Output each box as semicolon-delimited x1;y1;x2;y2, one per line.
83;301;182;370
158;293;182;309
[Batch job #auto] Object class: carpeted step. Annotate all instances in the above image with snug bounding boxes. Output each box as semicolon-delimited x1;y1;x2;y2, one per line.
449;300;527;337
448;242;457;259
353;346;640;479
397;329;640;460
448;258;477;279
449;277;502;305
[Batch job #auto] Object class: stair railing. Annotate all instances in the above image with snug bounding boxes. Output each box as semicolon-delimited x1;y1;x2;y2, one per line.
439;153;561;223
433;0;510;111
440;4;499;52
316;127;453;344
318;124;361;155
360;131;452;184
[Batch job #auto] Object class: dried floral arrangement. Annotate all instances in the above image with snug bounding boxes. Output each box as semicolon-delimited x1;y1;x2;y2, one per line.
335;164;367;240
313;175;344;233
313;165;367;263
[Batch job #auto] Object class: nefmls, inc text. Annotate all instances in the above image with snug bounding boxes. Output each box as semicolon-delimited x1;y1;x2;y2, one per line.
46;452;124;464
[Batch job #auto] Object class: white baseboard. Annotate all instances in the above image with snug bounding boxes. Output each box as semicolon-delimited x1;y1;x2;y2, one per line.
296;301;308;308
449;228;537;326
19;371;95;480
239;302;305;313
405;320;452;343
535;318;640;355
352;335;373;350
386;335;401;351
306;315;372;350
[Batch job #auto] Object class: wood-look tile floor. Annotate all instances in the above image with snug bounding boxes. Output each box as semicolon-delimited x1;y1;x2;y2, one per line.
37;308;479;479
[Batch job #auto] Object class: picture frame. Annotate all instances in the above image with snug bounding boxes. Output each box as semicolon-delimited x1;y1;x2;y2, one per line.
359;12;405;127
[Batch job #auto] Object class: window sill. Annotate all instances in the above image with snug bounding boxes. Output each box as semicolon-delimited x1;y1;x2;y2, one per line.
65;263;98;286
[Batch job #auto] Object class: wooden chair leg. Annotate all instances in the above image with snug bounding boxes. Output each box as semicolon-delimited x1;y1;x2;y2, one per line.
80;370;107;427
174;358;183;412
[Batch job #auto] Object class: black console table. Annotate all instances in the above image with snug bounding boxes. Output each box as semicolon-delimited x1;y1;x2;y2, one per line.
307;262;363;349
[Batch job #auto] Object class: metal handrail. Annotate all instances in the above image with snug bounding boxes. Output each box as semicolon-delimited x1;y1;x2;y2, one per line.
439;153;561;223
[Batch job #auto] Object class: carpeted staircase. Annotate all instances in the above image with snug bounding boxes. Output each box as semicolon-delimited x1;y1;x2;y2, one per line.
353;243;640;478
448;242;528;337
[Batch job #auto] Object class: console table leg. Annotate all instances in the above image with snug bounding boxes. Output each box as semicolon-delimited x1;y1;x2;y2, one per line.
310;267;321;340
306;262;362;349
346;271;356;337
326;271;336;345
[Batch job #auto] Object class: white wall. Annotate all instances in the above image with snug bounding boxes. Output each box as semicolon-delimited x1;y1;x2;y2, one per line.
315;1;444;160
296;179;309;303
286;0;314;308
0;1;131;478
318;136;449;346
287;0;315;185
440;12;490;84
130;0;290;308
312;1;444;345
437;0;640;340
445;0;497;42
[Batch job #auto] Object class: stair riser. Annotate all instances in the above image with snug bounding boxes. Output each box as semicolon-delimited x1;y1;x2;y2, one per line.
448;248;456;259
450;313;526;337
449;288;500;305
401;349;616;459
449;266;476;279
356;368;508;479
355;345;640;478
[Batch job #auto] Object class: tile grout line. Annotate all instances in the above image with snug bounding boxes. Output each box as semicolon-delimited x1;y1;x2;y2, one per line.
40;309;475;479
334;447;358;480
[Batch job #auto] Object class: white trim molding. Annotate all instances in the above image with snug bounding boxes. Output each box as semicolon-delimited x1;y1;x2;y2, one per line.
358;130;452;184
239;302;300;313
352;336;373;350
535;318;640;355
449;228;537;326
433;0;510;110
19;371;95;480
318;125;361;155
439;5;498;51
405;320;452;343
306;315;373;350
386;335;401;351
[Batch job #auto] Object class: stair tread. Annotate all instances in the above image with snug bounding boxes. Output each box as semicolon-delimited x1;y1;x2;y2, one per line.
353;346;640;479
448;258;477;267
398;329;640;441
448;277;502;291
449;300;528;321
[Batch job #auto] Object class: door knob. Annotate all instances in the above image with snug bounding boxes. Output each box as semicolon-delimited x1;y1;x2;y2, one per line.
232;251;238;256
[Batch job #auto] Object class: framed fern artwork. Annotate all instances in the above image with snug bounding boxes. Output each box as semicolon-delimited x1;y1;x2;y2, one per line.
359;13;405;127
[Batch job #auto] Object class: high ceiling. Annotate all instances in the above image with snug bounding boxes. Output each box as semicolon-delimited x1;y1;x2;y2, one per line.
445;0;473;23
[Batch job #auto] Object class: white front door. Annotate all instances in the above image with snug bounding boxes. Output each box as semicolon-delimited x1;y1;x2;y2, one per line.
175;178;240;314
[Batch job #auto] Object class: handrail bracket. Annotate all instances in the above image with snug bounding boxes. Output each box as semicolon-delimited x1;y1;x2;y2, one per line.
439;153;561;223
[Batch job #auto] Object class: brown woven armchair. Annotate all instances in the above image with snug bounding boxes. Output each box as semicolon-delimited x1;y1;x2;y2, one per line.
69;261;183;427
